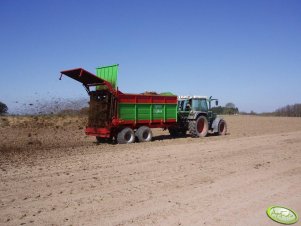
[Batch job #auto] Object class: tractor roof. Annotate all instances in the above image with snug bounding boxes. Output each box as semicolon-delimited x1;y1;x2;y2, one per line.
178;95;208;100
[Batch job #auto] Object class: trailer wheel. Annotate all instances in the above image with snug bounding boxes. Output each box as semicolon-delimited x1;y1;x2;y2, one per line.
189;116;208;138
136;126;153;142
217;119;227;135
117;127;135;144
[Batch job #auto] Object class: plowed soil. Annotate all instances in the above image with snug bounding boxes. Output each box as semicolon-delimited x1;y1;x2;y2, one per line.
1;115;301;226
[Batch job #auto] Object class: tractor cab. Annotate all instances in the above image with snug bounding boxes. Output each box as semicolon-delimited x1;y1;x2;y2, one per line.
178;96;209;112
178;96;218;112
178;96;219;123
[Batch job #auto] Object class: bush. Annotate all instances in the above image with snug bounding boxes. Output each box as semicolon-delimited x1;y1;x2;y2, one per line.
212;106;239;115
0;101;8;115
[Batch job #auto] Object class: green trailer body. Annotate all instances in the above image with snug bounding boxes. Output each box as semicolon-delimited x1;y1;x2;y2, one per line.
117;94;178;125
118;103;178;122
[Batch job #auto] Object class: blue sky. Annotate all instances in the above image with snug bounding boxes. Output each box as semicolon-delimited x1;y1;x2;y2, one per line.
0;0;300;113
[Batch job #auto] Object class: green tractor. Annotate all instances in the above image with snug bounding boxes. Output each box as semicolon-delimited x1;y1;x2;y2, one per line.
168;96;227;138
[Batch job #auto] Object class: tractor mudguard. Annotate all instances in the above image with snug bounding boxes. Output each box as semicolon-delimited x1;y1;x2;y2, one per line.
211;117;223;133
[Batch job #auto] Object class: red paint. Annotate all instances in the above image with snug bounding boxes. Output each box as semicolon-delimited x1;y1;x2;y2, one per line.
85;127;111;138
60;68;117;95
118;119;177;125
118;94;177;104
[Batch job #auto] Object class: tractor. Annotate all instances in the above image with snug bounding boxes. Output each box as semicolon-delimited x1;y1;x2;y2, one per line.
168;96;227;137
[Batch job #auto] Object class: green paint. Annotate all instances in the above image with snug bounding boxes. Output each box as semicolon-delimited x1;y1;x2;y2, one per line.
119;103;177;121
266;206;299;225
96;64;118;90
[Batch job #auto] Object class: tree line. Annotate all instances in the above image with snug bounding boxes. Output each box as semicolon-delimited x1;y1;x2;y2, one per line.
274;104;301;117
1;100;301;117
211;102;301;117
212;102;239;115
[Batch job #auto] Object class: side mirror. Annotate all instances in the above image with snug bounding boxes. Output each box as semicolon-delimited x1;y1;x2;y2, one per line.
215;100;218;106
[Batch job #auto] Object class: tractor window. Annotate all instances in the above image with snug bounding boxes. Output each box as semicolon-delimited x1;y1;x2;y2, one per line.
192;99;208;112
178;100;184;111
178;100;191;111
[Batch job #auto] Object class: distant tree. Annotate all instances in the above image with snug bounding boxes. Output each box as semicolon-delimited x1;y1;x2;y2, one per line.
211;106;223;114
0;101;8;115
224;102;239;115
225;102;236;109
212;103;239;115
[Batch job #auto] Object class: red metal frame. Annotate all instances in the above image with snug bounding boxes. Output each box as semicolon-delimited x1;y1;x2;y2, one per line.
60;68;118;96
85;127;111;138
118;93;177;104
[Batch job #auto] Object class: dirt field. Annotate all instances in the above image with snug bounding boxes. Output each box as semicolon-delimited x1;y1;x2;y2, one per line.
0;115;301;226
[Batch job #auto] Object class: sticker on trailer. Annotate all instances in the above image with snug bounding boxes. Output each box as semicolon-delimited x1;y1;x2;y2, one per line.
153;105;163;114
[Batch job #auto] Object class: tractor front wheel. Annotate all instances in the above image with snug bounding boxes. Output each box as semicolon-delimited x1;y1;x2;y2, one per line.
188;116;208;138
217;119;227;135
117;127;135;144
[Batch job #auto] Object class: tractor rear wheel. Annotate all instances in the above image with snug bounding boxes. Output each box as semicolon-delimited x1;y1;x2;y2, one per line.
136;126;153;142
117;127;135;144
217;119;227;135
188;116;208;138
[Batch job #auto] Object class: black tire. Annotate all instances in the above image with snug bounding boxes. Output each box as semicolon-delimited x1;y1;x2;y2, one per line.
188;116;208;138
217;119;227;135
136;126;153;142
117;127;135;144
